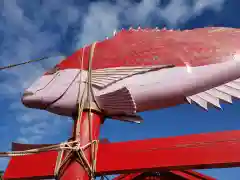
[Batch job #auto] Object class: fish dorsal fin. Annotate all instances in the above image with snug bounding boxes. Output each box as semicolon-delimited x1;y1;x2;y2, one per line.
186;78;240;110
92;65;174;89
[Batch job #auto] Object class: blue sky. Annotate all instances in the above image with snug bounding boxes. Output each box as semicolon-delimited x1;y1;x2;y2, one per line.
0;0;240;179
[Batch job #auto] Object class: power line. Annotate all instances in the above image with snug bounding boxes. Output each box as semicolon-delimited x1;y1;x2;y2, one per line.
0;55;63;71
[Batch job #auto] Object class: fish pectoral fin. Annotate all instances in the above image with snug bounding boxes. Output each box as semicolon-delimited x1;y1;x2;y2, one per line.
97;86;137;117
109;114;143;124
97;86;143;123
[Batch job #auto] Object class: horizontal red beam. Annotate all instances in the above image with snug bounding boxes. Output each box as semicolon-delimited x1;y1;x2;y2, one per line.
113;170;216;180
96;130;240;175
4;131;240;179
169;170;216;180
4;143;58;180
183;170;216;180
113;173;142;180
4;139;106;179
4;151;58;180
169;171;207;180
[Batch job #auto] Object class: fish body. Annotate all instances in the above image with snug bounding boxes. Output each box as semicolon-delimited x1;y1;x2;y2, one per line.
22;27;240;119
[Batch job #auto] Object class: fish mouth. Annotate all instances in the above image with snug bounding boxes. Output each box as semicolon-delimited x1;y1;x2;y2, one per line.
22;91;34;97
21;91;44;109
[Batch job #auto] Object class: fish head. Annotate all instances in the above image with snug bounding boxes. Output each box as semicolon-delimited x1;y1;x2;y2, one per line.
21;64;61;109
21;48;89;116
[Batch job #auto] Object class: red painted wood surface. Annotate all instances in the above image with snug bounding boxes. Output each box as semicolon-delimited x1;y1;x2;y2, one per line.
4;151;58;180
59;111;103;180
96;130;240;175
113;173;142;180
113;170;216;180
183;170;216;180
50;27;240;73
3;130;240;179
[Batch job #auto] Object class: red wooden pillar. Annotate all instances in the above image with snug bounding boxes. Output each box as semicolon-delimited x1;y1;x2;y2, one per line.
59;110;104;180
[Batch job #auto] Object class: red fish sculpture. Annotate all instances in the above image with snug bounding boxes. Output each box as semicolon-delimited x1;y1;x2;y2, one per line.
22;27;240;122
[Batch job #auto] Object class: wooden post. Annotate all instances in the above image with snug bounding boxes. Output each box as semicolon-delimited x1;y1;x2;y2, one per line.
59;110;104;180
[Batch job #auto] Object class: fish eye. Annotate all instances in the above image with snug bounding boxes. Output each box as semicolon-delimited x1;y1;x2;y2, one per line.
46;66;59;74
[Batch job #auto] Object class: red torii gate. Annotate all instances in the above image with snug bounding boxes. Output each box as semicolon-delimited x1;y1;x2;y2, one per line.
3;111;240;180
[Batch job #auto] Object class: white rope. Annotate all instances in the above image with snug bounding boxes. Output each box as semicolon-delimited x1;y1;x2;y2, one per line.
55;42;99;179
0;140;95;157
54;139;99;177
87;42;99;179
75;46;86;140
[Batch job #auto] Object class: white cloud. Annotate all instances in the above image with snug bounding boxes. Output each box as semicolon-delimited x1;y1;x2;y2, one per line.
16;136;42;144
194;0;225;13
77;1;121;47
159;0;225;27
0;0;78;149
77;0;226;47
